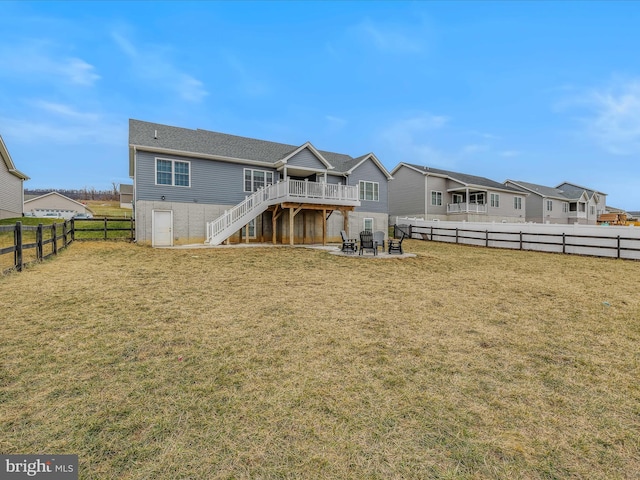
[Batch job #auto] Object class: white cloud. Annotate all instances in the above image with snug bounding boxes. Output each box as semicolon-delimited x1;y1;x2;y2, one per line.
111;29;208;103
0;41;100;86
353;18;424;54
380;113;452;166
0;116;125;146
31;100;100;122
561;79;640;155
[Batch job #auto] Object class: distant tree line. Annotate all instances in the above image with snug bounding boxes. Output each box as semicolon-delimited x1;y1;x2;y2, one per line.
25;183;120;201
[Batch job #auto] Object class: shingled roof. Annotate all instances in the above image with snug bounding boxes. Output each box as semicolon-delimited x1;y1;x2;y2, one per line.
507;180;586;201
398;163;522;193
129;119;387;177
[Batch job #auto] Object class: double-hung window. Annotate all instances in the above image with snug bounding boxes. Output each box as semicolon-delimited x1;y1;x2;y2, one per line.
431;191;443;206
359;181;379;201
546;200;553;212
514;196;522;210
244;169;274;192
490;193;500;208
563;203;569;213
156;158;190;187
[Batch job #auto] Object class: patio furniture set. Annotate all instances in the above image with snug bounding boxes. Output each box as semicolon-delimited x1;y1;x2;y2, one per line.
340;230;405;256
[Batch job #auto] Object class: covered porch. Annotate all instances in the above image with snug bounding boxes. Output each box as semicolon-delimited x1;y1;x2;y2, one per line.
446;188;488;214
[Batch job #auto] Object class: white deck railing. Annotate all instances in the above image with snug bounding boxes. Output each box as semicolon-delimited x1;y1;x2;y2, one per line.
206;179;360;245
447;203;488;214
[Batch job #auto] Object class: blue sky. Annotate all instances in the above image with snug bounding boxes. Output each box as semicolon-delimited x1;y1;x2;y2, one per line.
1;1;639;209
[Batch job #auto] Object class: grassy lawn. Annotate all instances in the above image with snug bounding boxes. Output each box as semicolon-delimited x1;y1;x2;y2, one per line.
1;240;639;479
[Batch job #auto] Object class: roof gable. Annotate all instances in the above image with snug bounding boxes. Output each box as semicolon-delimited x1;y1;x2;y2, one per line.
346;153;392;180
277;142;334;170
397;163;520;193
0;135;29;180
24;191;87;208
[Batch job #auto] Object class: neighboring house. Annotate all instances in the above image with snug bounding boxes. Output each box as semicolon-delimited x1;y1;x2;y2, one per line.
389;163;527;222
119;184;133;209
24;191;91;220
129;119;392;246
504;180;606;225
0;135;29;219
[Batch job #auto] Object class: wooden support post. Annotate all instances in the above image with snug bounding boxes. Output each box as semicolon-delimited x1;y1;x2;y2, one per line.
342;209;349;235
302;211;307;245
322;209;327;246
104;217;108;240
63;221;68;248
289;206;294;245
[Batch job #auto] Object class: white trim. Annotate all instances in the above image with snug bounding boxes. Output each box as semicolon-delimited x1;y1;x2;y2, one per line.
431;190;443;206
359;180;379;201
24;191;88;209
490;193;500;208
155;157;191;187
133;145;274;168
514;196;523;210
275;142;334;170
347;153;393;180
363;217;374;232
152;209;173;247
243;168;274;192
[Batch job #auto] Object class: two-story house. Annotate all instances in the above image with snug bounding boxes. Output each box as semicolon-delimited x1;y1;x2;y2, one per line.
129;119;392;246
389;163;527;223
0;135;29;219
504;180;606;225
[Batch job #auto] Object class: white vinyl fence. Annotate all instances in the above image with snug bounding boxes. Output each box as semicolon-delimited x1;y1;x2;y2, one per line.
394;218;640;261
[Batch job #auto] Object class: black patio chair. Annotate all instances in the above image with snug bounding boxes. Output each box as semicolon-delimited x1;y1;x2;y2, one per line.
388;232;405;255
359;230;377;256
340;230;357;253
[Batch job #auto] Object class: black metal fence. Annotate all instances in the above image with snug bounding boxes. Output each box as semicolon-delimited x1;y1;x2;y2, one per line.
0;218;135;273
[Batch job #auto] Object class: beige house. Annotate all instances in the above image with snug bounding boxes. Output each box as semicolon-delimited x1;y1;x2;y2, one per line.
389;163;527;223
504;180;606;225
119;184;133;209
0;135;29;219
24;191;91;219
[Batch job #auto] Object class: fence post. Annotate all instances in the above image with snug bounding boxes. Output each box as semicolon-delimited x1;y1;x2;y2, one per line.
14;221;23;272
430;225;433;241
617;235;621;259
36;223;43;261
562;233;566;254
519;231;523;250
104;217;108;240
130;218;134;242
52;223;57;255
70;218;75;242
485;230;489;247
455;228;459;244
63;221;68;248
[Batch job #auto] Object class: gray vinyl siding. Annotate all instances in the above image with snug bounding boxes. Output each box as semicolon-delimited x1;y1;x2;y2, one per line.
426;176;448;216
347;159;388;214
287;148;327;170
326;173;344;184
135;151;276;205
388;166;425;217
485;191;527;220
0;166;23;219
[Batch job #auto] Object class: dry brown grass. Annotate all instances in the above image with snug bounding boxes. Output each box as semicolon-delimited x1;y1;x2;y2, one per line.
1;240;639;479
